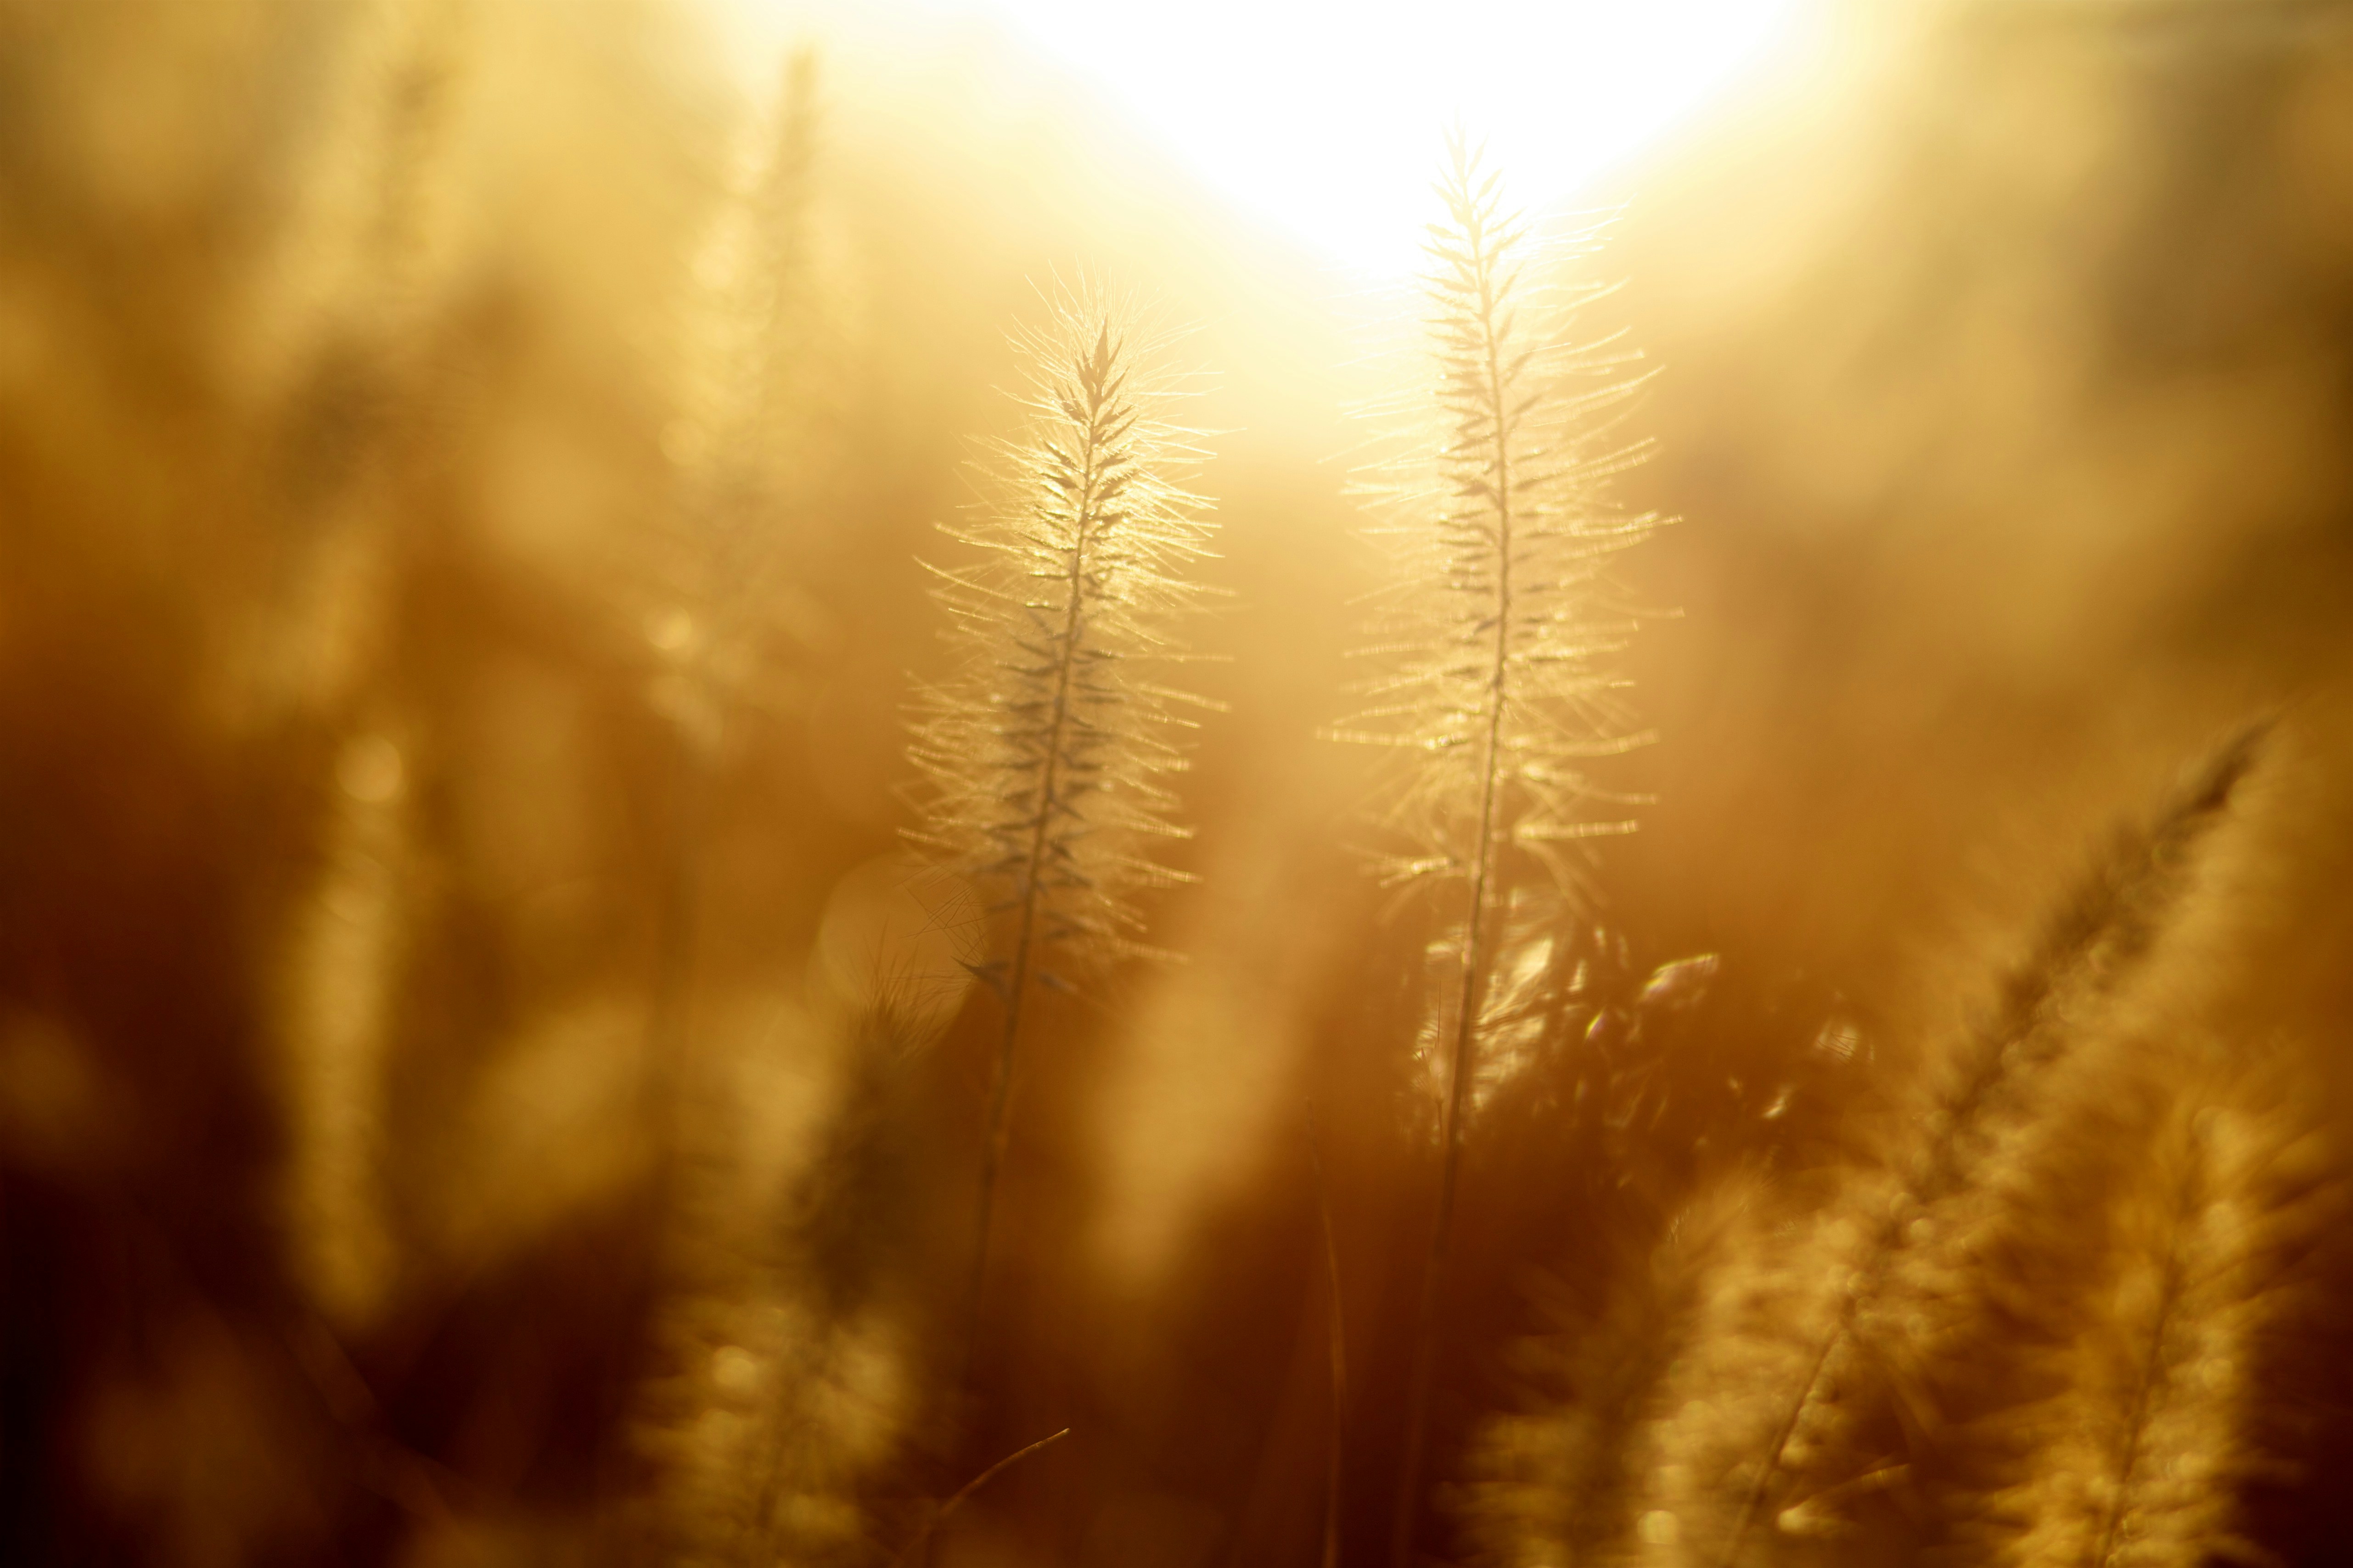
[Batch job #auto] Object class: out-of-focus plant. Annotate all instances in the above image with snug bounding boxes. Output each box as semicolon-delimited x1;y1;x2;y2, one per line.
1982;1050;2343;1568
1562;735;2269;1568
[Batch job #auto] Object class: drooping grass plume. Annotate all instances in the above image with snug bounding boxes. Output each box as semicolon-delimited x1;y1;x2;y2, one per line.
1337;132;1660;1565
1644;730;2263;1568
904;289;1215;1343
1970;1042;2344;1568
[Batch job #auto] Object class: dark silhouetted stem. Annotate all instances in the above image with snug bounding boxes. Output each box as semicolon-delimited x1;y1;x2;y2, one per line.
961;336;1114;1386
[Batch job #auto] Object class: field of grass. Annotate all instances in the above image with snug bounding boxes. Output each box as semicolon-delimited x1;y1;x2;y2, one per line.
5;2;2353;1564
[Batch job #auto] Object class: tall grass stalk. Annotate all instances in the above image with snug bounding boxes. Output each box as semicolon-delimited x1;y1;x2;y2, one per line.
906;292;1214;1360
1340;134;1657;1568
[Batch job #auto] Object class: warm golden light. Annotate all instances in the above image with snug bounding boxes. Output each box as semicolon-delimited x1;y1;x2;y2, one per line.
723;0;1814;272
24;3;2349;1563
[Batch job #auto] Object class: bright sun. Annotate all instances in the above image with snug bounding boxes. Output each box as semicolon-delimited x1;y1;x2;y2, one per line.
721;0;1814;275
980;0;1813;272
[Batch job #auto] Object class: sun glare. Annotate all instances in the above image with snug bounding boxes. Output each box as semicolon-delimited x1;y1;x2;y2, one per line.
724;0;1812;274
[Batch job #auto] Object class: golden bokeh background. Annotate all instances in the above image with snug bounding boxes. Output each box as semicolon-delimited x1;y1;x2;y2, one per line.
4;1;2353;1565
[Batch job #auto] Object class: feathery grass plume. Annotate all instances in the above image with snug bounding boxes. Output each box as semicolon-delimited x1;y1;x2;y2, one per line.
1336;131;1660;1565
1645;730;2264;1568
1974;1042;2343;1568
904;287;1215;1337
1471;1184;1749;1568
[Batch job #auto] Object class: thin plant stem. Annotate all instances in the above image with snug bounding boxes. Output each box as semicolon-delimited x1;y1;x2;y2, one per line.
1391;170;1520;1568
896;1427;1073;1568
2091;1161;2194;1568
1309;1102;1350;1568
962;410;1096;1374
